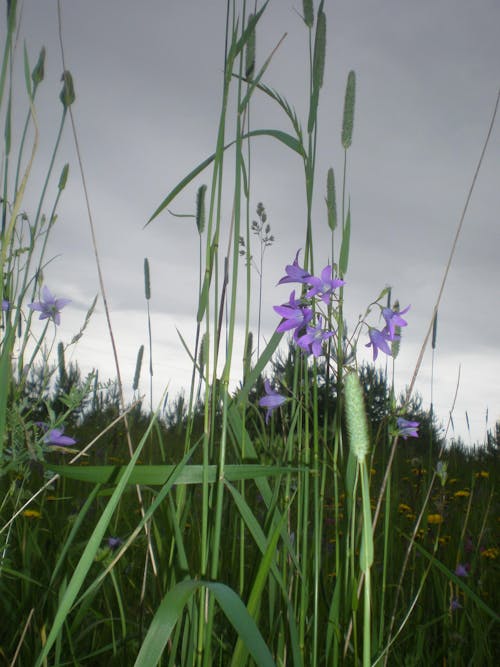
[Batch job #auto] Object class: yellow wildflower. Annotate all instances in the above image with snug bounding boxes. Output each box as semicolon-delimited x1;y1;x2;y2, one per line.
398;503;412;514
481;547;499;560
22;509;41;519
427;514;444;525
474;471;489;479
454;490;470;498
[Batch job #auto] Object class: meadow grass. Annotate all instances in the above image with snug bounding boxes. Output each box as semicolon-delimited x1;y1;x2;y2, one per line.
1;1;499;665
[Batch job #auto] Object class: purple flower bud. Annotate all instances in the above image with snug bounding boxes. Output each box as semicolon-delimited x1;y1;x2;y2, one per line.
278;249;311;285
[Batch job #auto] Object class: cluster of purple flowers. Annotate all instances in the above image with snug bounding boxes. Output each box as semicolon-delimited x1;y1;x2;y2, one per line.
273;250;343;359
258;251;418;438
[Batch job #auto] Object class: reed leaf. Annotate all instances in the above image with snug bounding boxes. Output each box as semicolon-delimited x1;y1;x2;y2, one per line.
47;463;296;486
134;579;275;667
230;499;289;667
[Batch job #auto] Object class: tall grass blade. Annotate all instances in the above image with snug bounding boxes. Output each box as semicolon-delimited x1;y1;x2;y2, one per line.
134;579;275;667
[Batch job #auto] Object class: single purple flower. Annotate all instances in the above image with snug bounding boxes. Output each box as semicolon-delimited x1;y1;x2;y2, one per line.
296;317;334;357
2;299;10;312
45;427;76;446
274;295;313;333
306;265;345;304
382;305;410;339
450;598;462;611
107;536;123;551
278;249;311;285
396;417;420;439
365;327;393;361
28;286;71;326
454;563;469;578
258;379;286;424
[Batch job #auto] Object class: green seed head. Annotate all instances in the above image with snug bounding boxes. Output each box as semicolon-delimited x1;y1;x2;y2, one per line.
59;70;75;109
245;14;256;79
32;46;46;86
344;371;370;462
341;70;356;149
326;167;337;231
196;184;206;235
133;345;144;391
312;10;326;91
144;258;151;300
302;0;314;28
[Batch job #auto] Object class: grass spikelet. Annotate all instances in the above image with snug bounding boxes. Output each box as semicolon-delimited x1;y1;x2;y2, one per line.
133;344;144;391
59;70;75;109
245;14;256;79
326;167;337;231
341;70;356;149
144;258;151;300
312;9;326;92
302;0;314;28
58;163;69;190
344;371;370;462
32;46;45;85
196;184;206;235
432;310;438;349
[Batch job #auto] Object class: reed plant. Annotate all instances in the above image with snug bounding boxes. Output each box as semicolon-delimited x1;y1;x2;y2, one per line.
1;1;498;665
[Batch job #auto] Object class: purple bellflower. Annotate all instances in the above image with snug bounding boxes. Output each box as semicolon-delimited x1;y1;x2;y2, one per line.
274;291;313;333
454;563;469;578
396;417;419;439
296;317;334;357
382;305;410;340
2;299;9;312
306;265;345;305
28;286;71;326
45;427;76;447
107;536;123;551
365;327;393;361
258;379;286;424
278;250;310;285
450;598;462;612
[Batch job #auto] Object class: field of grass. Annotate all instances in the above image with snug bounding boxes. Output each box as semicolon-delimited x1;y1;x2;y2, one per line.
1;2;498;665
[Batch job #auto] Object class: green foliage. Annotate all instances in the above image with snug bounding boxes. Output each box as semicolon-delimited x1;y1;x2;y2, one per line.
1;3;498;666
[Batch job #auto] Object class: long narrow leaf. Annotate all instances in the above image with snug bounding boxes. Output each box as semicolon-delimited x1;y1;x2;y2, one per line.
134;579;275;667
48;462;296;485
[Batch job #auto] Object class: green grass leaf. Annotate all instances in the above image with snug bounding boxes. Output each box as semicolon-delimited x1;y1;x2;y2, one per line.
134;579;275;667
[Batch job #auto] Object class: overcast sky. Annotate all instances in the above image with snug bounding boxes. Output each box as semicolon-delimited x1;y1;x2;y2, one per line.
11;1;500;445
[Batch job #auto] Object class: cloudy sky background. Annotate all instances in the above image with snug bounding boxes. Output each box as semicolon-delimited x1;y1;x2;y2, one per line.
10;1;499;444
